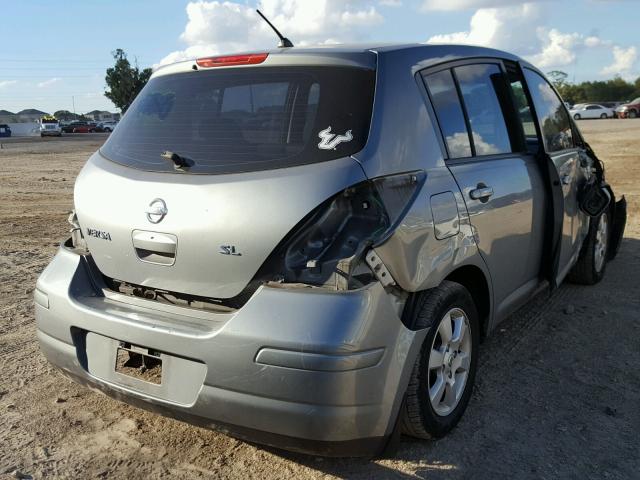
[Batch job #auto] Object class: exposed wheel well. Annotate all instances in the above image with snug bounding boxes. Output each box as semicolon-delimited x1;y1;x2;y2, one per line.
401;265;491;337
444;266;491;338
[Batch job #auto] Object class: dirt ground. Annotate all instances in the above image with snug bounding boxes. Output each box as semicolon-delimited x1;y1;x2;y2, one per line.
1;123;639;479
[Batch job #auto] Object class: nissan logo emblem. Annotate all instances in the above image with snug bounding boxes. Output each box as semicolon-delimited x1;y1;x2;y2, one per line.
146;198;168;224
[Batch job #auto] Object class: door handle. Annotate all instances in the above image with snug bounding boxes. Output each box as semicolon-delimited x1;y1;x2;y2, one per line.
469;185;494;201
132;230;177;254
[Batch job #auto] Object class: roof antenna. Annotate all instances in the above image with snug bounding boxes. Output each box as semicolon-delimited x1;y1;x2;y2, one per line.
256;9;294;48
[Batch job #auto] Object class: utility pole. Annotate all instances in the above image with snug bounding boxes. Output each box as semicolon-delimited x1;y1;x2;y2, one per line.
72;96;76;116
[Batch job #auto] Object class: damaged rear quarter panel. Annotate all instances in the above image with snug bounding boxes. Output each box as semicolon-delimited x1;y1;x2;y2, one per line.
354;48;491;304
373;167;487;294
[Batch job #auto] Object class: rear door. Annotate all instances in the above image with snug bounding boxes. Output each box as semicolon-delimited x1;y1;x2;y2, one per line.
522;68;591;283
421;60;547;321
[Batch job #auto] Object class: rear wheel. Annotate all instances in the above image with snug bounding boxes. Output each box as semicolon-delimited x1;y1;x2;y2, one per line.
567;212;609;285
401;281;479;439
629;110;638;118
600;113;607;119
574;113;581;120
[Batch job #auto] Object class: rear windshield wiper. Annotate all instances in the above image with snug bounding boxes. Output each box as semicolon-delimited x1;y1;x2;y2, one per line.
161;150;193;171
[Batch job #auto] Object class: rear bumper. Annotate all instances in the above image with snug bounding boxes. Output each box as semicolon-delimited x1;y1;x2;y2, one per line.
35;245;426;456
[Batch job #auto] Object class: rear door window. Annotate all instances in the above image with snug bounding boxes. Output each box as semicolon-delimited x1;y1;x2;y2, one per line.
422;69;472;158
453;64;512;156
101;66;375;174
523;69;574;152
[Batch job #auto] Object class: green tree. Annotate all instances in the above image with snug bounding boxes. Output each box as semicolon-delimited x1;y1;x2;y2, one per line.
104;49;152;113
53;110;78;121
547;70;568;87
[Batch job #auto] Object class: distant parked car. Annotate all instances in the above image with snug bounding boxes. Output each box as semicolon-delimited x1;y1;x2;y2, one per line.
615;97;640;118
569;104;614;120
62;121;91;133
99;121;118;132
0;124;11;137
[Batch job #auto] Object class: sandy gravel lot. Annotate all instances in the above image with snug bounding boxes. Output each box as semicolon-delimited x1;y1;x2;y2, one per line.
1;122;639;479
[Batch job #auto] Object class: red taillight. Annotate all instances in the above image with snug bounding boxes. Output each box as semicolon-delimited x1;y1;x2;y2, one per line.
196;53;269;68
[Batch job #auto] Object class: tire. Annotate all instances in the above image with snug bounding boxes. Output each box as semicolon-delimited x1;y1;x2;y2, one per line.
629;110;638;118
567;212;609;285
574;114;581;120
401;281;480;439
600;113;607;119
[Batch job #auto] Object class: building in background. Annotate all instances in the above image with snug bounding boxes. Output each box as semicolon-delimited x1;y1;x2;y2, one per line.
16;109;49;122
85;110;121;122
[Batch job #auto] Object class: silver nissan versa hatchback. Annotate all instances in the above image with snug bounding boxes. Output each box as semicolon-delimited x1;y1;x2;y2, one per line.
35;44;626;457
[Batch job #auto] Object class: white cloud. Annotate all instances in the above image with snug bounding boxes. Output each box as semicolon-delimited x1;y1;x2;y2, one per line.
37;77;61;88
530;29;584;68
427;4;545;56
379;0;402;6
159;0;383;66
601;45;637;78
0;80;18;90
426;3;633;74
422;0;546;11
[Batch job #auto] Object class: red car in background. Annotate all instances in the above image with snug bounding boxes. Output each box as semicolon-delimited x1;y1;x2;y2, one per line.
61;121;90;133
615;97;640;118
61;121;103;133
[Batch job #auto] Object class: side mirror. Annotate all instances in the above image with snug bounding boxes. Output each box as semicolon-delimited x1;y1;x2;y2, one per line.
579;179;611;217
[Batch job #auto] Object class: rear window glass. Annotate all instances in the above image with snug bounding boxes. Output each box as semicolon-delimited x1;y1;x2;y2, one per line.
454;64;512;155
101;66;375;174
423;69;472;158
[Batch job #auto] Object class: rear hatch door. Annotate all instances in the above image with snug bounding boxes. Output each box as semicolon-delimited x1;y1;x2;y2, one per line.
75;58;376;299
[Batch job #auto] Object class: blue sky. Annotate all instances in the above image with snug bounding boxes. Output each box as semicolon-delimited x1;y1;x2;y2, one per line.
1;0;638;114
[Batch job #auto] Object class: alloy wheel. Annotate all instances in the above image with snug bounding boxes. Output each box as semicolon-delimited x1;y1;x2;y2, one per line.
594;213;608;273
427;308;472;416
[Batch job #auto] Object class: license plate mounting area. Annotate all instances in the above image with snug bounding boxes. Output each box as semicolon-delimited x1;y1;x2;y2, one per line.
115;342;162;385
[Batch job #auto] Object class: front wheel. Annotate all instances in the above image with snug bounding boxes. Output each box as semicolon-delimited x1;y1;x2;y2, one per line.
567;212;609;285
629;110;638;118
600;113;607;119
574;113;581;120
401;281;479;439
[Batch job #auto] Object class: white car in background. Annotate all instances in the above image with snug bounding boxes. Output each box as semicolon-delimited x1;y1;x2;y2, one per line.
569;104;614;120
98;121;118;132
